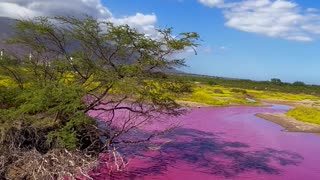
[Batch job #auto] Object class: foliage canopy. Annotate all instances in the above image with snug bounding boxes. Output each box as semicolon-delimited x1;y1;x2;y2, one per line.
0;15;199;178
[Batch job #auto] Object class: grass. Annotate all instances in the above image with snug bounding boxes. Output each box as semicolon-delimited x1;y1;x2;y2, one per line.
180;83;320;106
247;89;320;101
287;107;320;125
180;85;257;106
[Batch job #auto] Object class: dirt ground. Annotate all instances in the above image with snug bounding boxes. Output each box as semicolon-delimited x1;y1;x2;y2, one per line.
256;113;320;133
261;99;320;109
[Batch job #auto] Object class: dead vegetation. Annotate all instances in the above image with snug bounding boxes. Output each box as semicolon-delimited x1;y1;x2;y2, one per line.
0;123;131;179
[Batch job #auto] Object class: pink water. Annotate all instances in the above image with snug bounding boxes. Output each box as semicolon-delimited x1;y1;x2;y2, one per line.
92;105;320;180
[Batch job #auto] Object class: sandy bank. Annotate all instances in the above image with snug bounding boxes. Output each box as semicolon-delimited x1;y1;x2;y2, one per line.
260;99;320;108
256;113;320;133
177;100;268;108
176;100;212;108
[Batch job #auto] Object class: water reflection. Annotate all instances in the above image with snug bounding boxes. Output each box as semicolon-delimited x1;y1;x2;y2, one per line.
93;128;303;180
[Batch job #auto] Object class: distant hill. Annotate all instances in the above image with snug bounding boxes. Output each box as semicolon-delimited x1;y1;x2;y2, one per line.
0;17;183;74
0;17;16;45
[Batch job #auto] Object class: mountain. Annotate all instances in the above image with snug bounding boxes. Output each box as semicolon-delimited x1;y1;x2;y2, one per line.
0;17;182;74
0;17;16;43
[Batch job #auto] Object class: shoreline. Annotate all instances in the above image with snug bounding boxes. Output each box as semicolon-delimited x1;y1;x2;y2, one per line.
177;100;269;108
179;99;320;134
256;113;320;133
260;99;320;108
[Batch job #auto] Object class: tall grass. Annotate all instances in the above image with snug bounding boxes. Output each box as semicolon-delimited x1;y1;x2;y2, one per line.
180;85;256;106
180;84;320;106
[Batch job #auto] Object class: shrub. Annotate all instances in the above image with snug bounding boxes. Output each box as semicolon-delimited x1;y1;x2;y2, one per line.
207;80;216;86
230;88;247;94
213;89;224;94
270;78;282;85
292;81;306;86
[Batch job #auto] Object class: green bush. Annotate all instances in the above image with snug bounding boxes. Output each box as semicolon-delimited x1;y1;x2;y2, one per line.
230;88;247;94
207;80;216;86
213;89;224;94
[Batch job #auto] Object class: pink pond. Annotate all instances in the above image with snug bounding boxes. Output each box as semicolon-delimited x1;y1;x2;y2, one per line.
91;105;320;180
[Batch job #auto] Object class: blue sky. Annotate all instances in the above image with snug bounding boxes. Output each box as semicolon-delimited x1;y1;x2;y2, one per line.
1;0;320;84
103;0;320;84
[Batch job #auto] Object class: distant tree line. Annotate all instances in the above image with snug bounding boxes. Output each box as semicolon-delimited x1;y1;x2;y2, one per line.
170;75;320;96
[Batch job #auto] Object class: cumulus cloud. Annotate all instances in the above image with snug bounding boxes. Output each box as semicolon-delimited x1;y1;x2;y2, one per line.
199;0;320;42
0;2;41;19
110;13;158;37
0;0;157;35
0;0;112;19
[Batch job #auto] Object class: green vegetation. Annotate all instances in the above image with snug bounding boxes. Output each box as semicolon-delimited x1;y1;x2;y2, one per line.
230;88;247;94
287;108;320;125
167;74;320;106
0;16;199;179
246;89;320;101
180;85;257;106
178;82;320;107
270;78;282;85
170;74;320;96
0;75;17;87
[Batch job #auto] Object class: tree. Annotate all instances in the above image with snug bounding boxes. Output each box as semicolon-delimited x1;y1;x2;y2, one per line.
0;16;199;178
292;81;305;86
270;78;282;85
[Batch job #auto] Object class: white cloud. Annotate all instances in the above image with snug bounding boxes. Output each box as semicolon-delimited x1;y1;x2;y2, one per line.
286;36;312;42
198;0;224;8
0;0;112;19
197;45;228;55
199;0;320;42
0;2;40;19
110;13;158;37
0;0;157;36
